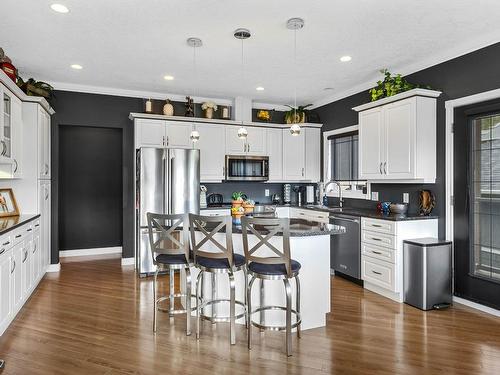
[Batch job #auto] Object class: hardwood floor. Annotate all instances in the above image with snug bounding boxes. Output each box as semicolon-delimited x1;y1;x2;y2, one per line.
1;256;500;374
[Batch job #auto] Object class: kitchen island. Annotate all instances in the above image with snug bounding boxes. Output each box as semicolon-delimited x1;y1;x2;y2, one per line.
188;218;345;330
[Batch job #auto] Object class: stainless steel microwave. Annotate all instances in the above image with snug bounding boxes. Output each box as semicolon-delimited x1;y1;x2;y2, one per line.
225;155;269;181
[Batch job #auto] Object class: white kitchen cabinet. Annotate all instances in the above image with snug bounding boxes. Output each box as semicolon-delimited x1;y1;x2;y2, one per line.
0;84;13;162
165;121;192;148
304;128;321;182
283;130;306;181
11;94;23;178
31;229;41;285
225;127;266;155
11;242;23;314
200;208;230;217
39;181;51;270
22;237;32;295
195;123;225;182
266;128;283;181
0;249;12;334
38;107;51;179
355;89;440;183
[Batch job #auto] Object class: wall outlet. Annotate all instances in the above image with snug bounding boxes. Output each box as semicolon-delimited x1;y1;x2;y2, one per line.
371;191;379;201
403;193;410;204
265;189;270;197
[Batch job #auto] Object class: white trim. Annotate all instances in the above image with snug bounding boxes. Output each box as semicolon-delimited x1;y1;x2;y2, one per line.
453;297;500;318
352;89;441;112
59;246;122;258
311;34;499;109
252;102;290;111
46;263;61;273
121;257;135;266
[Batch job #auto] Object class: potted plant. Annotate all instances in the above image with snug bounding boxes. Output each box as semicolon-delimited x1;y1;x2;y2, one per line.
368;69;431;102
231;191;245;209
242;199;255;213
284;104;312;124
16;76;54;99
201;101;218;119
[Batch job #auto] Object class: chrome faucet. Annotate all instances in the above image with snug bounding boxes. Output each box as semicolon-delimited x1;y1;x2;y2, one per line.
323;180;344;208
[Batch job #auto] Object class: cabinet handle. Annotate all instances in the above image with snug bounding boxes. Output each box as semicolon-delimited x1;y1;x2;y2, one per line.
0;140;5;156
371;224;382;228
13;158;18;173
379;162;382;174
35;224;40;228
3;241;10;246
15;234;22;239
0;248;5;255
248;143;250;152
371;250;383;255
371;237;382;241
383;162;387;175
11;259;16;274
166;136;169;146
162;136;165;146
301;167;304;177
27;228;33;232
33;242;37;254
372;270;382;275
23;249;28;263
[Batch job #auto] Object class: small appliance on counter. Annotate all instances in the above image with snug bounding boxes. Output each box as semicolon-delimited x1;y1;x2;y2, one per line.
271;194;281;205
293;186;302;206
283;184;291;204
305;185;316;205
200;185;207;209
207;193;224;207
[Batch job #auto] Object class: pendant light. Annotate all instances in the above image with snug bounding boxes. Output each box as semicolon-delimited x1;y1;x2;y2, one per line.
234;28;251;139
287;17;304;136
187;37;202;144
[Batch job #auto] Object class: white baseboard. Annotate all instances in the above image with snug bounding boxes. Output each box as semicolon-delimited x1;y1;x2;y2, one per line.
59;246;122;258
46;263;61;273
121;257;135;266
453;296;500;318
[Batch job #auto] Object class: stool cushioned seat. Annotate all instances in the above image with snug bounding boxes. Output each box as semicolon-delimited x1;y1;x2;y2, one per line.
196;253;245;269
248;259;301;276
156;251;192;265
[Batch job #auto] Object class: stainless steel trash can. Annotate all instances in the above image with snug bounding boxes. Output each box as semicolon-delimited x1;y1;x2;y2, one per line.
403;238;452;310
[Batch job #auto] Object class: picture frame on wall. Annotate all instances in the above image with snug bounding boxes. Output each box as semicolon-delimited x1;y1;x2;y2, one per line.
0;188;19;217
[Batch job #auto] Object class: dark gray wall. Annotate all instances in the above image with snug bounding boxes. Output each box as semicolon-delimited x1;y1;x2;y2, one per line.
316;42;500;237
50;91;142;262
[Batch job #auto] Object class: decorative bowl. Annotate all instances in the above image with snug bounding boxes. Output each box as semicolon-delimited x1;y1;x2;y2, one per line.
390;203;408;214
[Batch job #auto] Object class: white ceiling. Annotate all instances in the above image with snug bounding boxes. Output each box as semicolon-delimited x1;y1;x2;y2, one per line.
2;0;499;107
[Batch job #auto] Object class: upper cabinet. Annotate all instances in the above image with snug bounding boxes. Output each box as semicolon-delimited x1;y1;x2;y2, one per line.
135;120;192;149
38;107;51;179
266;128;283;181
354;89;441;183
195;123;225;182
283;127;321;182
225;127;266;155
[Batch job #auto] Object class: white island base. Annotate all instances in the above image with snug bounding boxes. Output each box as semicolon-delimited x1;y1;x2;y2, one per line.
182;232;332;331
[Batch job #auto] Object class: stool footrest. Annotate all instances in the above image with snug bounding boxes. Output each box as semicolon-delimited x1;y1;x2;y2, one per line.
156;293;198;313
200;298;247;322
249;305;301;331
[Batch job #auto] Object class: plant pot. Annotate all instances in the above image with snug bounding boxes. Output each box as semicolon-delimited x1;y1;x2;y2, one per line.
231;200;243;208
242;204;254;213
204;108;214;119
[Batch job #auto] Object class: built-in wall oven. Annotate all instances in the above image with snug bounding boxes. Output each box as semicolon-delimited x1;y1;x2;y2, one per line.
225;155;269;181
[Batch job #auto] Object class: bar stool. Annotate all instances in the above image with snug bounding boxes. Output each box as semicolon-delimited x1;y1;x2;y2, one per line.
241;216;301;356
147;212;194;335
188;214;247;345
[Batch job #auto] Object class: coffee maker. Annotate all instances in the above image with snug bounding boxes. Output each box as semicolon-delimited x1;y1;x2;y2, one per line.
298;185;316;205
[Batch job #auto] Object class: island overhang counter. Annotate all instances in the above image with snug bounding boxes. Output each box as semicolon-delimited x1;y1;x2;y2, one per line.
183;218;345;331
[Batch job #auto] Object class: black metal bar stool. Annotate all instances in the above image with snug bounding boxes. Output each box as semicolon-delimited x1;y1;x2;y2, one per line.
188;214;247;345
147;212;194;335
241;216;301;356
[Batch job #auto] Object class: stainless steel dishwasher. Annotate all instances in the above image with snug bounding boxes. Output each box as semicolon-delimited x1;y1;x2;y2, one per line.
330;214;361;279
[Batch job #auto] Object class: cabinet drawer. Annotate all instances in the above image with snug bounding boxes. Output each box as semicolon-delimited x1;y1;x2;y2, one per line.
361;218;396;235
362;256;395;291
200;209;230;217
11;227;26;245
361;230;396;250
32;220;41;231
361;242;395;263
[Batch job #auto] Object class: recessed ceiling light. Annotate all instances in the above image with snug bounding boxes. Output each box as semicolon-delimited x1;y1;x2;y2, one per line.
256;86;264;91
70;64;83;70
50;3;69;13
323;87;334;91
163;75;174;81
340;55;352;62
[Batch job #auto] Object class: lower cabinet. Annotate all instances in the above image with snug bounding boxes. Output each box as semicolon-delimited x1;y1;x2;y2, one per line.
0;218;46;336
360;217;438;302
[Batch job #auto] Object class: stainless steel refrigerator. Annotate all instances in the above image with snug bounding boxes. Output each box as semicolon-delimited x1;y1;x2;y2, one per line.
136;148;200;276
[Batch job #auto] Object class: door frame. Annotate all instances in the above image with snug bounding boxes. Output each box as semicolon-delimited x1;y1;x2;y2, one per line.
445;87;500;315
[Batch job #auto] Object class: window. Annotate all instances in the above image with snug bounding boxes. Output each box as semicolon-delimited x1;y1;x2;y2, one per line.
329;131;358;181
323;126;368;199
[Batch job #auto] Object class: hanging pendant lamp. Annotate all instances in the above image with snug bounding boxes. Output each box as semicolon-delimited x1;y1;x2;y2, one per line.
187;37;203;144
234;28;251;139
287;17;304;136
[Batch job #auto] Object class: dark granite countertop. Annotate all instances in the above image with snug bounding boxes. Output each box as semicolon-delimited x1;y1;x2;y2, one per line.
198;218;345;237
0;214;40;236
202;204;438;221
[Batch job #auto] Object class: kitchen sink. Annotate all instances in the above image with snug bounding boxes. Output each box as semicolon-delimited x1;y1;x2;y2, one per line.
304;205;343;213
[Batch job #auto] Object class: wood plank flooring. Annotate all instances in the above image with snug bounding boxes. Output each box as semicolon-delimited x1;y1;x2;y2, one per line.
1;255;500;374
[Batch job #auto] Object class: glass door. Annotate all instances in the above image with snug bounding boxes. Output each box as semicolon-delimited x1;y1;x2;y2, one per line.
454;101;500;309
2;92;11;159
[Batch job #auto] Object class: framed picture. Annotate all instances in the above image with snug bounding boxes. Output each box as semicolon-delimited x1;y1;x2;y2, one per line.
0;189;19;217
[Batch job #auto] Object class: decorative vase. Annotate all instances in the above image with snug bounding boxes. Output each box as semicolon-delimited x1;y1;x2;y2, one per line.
205;107;214;119
163;99;174;116
145;98;153;113
419;190;435;216
242;204;254;214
